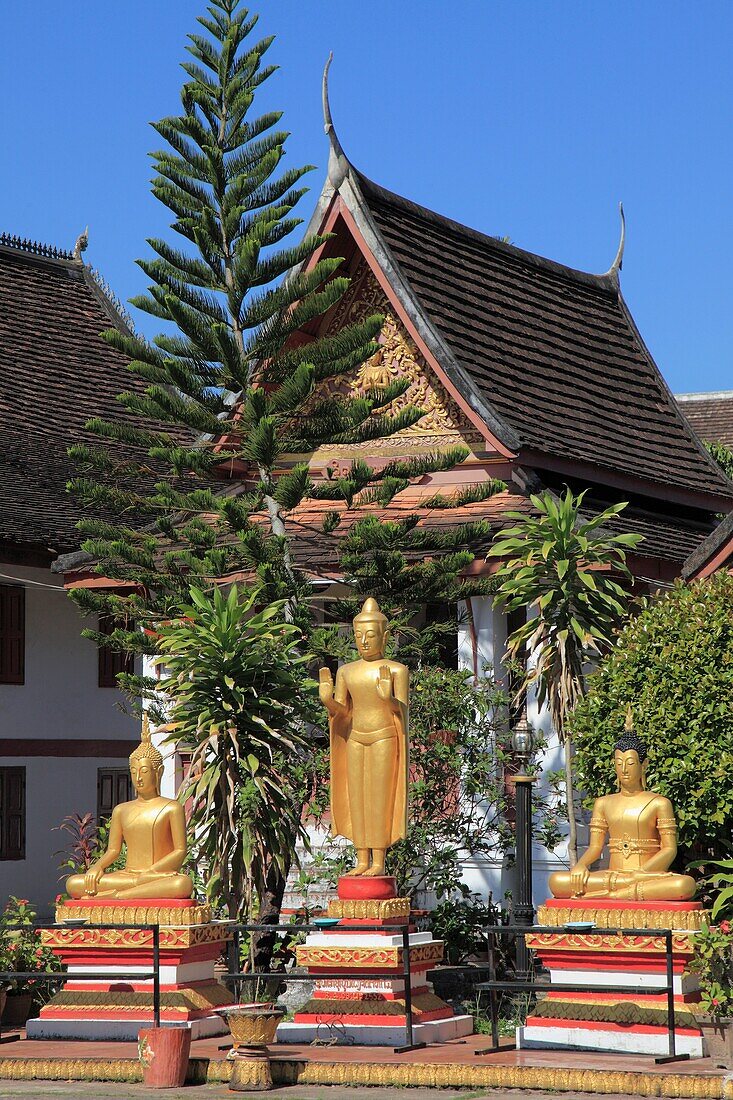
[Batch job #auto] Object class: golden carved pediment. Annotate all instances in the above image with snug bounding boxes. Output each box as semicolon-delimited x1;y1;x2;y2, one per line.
307;265;483;460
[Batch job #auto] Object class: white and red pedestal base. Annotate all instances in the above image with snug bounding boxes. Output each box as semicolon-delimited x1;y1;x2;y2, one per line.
517;899;706;1058
276;877;473;1046
27;899;232;1041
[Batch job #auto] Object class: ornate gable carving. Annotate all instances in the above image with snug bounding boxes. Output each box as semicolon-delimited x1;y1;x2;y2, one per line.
308;265;484;461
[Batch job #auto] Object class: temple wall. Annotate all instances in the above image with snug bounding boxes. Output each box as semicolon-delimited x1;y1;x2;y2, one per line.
0;564;138;913
0;753;136;915
457;596;568;910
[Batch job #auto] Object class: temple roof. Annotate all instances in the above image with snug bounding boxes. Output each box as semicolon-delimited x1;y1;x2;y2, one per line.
676;390;733;448
0;234;135;557
682;508;733;580
349;172;731;504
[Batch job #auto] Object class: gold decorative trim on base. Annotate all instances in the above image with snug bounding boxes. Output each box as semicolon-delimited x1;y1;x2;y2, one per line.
298;992;449;1018
0;1057;728;1095
55;902;212;926
326;897;411;920
527;931;695;955
296;941;443;969
41;923;230;950
42;981;232;1014
537;904;708;932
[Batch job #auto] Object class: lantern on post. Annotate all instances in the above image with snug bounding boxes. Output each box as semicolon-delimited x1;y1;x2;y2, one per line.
509;712;537;979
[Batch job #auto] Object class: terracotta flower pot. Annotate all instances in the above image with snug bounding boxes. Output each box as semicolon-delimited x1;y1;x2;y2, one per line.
138;1025;191;1089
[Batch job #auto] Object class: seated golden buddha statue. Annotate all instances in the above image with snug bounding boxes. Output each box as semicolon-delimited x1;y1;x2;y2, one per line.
549;717;695;903
66;719;193;901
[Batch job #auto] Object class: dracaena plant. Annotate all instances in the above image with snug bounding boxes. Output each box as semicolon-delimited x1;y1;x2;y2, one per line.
155;583;316;920
488;488;642;864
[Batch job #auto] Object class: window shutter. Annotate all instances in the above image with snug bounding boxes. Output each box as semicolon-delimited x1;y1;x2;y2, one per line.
0;585;25;684
0;767;26;860
97;768;133;820
98;615;134;688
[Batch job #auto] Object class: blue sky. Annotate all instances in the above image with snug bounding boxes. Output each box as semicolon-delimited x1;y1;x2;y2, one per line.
3;1;732;394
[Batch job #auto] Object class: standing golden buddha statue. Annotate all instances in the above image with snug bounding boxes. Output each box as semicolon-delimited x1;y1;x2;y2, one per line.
549;712;695;902
319;598;409;877
66;717;193;901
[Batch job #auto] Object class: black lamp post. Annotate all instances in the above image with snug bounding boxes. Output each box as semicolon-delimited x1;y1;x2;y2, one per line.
509;713;536;980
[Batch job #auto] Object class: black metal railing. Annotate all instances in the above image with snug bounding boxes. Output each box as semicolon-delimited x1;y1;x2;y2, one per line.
0;918;423;1053
475;923;688;1065
0;922;161;1044
218;921;424;1053
0;914;695;1066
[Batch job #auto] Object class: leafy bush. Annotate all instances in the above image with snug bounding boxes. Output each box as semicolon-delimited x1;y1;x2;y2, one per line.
429;893;501;965
572;575;733;867
688;922;733;1022
387;666;562;897
0;897;63;999
54;813;125;897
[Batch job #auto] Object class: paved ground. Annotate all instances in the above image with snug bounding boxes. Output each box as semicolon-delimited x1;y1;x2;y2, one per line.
0;1085;683;1100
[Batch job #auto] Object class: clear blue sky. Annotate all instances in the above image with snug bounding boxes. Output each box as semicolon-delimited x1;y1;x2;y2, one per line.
3;1;732;394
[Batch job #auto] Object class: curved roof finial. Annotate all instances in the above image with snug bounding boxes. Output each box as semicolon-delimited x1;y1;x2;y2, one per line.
322;53;349;189
605;202;626;279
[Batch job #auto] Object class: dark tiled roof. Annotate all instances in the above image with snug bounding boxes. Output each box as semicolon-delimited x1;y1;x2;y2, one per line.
0;239;136;555
681;509;733;579
676;391;733;448
589;504;714;564
356;174;732;501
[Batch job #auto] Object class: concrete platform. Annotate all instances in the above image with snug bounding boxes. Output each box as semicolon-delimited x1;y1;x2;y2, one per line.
518;1021;705;1058
0;1029;727;1095
25;1014;226;1041
277;1012;474;1046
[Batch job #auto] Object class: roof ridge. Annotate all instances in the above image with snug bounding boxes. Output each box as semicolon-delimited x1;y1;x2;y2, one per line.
354;170;620;295
0;231;74;261
83;265;135;335
677;389;733;402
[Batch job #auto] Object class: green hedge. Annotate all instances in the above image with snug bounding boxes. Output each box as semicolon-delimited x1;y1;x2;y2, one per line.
573;574;733;867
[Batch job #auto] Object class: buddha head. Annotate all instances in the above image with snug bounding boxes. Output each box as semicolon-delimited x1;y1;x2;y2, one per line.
353;598;388;661
129;715;164;798
614;707;648;793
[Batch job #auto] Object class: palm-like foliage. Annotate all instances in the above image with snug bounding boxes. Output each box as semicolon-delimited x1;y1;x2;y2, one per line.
488;489;642;863
155;584;315;918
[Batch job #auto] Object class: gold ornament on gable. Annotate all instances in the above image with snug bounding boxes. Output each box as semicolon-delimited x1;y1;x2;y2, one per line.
318;266;482;449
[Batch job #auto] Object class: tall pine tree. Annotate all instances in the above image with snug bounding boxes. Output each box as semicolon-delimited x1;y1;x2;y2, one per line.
67;0;507;931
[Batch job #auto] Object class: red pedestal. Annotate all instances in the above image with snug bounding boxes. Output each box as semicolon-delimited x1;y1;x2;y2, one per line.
277;880;473;1046
517;898;706;1057
28;899;232;1042
337;876;397;900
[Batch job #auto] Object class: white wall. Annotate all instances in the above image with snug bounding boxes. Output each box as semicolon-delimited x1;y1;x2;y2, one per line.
0;565;136;742
457;596;568;910
0;754;134;914
0;564;139;914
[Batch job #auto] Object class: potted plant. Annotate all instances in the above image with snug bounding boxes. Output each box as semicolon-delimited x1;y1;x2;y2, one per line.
688;921;733;1067
0;897;63;1026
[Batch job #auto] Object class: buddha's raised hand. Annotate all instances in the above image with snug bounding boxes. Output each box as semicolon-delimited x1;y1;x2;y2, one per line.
318;667;334;704
376;665;393;701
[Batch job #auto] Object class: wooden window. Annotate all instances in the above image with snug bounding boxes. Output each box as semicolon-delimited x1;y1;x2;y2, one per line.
0;585;25;685
97;768;133;820
0;767;26;860
98;616;134;688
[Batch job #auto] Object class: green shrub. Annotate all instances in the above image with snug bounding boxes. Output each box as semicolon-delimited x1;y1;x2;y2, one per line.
572;575;733;867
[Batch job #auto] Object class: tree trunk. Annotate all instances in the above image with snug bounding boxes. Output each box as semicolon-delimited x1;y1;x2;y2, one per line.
251;860;291;972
